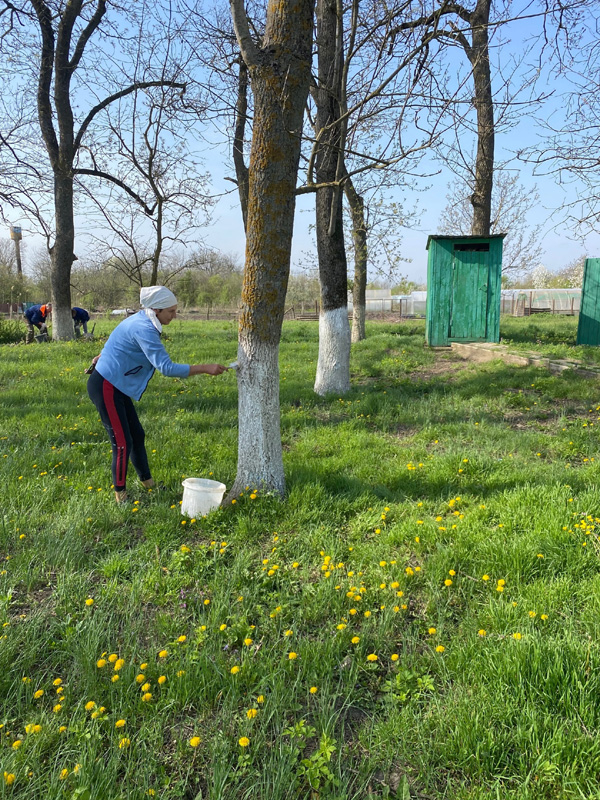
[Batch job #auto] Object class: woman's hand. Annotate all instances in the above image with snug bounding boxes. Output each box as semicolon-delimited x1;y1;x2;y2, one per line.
190;364;229;376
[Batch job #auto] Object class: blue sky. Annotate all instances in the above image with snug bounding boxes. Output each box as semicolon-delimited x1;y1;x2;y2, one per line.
12;0;599;285
199;1;600;285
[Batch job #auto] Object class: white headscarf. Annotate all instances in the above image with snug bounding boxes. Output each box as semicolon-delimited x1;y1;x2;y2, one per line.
139;286;177;309
139;286;177;333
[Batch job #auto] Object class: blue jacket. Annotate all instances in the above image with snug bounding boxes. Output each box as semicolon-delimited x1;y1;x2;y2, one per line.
72;307;90;323
96;311;190;400
24;304;49;325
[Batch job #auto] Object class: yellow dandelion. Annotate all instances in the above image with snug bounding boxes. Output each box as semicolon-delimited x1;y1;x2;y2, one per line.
141;692;152;702
435;645;445;653
391;654;399;661
177;635;187;643
34;689;44;699
85;598;94;607
366;653;378;662
246;708;258;719
85;701;96;711
230;665;240;675
97;659;107;668
189;736;201;748
115;719;126;728
158;650;168;658
288;652;298;660
309;686;318;694
158;676;166;685
478;629;486;637
239;737;250;747
118;737;130;749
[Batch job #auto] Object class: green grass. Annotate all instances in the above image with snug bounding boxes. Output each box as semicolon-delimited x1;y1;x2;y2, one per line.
1;316;600;798
500;314;600;364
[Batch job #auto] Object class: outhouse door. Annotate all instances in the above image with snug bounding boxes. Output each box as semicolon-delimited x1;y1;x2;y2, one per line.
448;243;490;341
577;258;600;345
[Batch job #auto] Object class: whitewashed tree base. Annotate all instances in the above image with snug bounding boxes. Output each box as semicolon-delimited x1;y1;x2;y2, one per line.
52;307;75;341
314;307;351;396
228;339;285;498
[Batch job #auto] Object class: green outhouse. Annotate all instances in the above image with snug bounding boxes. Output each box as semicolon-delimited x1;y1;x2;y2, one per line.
425;234;505;347
576;258;600;345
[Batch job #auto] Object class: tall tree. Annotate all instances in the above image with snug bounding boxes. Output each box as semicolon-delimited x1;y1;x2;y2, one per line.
394;0;495;235
301;0;451;386
81;84;212;288
0;0;185;338
228;0;316;496
344;174;367;342
312;0;351;395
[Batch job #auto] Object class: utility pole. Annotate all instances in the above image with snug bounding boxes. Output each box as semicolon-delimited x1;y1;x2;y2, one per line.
9;225;22;276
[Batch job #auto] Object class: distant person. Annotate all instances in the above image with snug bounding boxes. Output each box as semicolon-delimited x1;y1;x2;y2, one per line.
87;285;229;505
71;306;90;337
24;303;51;344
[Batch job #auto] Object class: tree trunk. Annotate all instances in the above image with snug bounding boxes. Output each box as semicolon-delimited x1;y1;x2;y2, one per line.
469;0;494;236
229;0;315;498
51;171;75;340
233;59;250;232
150;195;163;285
344;175;367;343
313;0;351;396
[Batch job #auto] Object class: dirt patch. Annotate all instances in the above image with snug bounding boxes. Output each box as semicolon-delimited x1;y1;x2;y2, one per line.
10;583;56;619
396;425;418;440
407;353;465;382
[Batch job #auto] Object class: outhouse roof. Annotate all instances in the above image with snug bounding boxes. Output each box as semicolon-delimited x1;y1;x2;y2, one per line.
426;233;507;250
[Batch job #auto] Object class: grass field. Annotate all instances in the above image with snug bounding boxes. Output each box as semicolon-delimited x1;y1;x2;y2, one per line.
1;314;600;799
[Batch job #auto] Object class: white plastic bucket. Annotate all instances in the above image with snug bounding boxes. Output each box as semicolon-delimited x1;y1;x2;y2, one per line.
181;478;226;517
